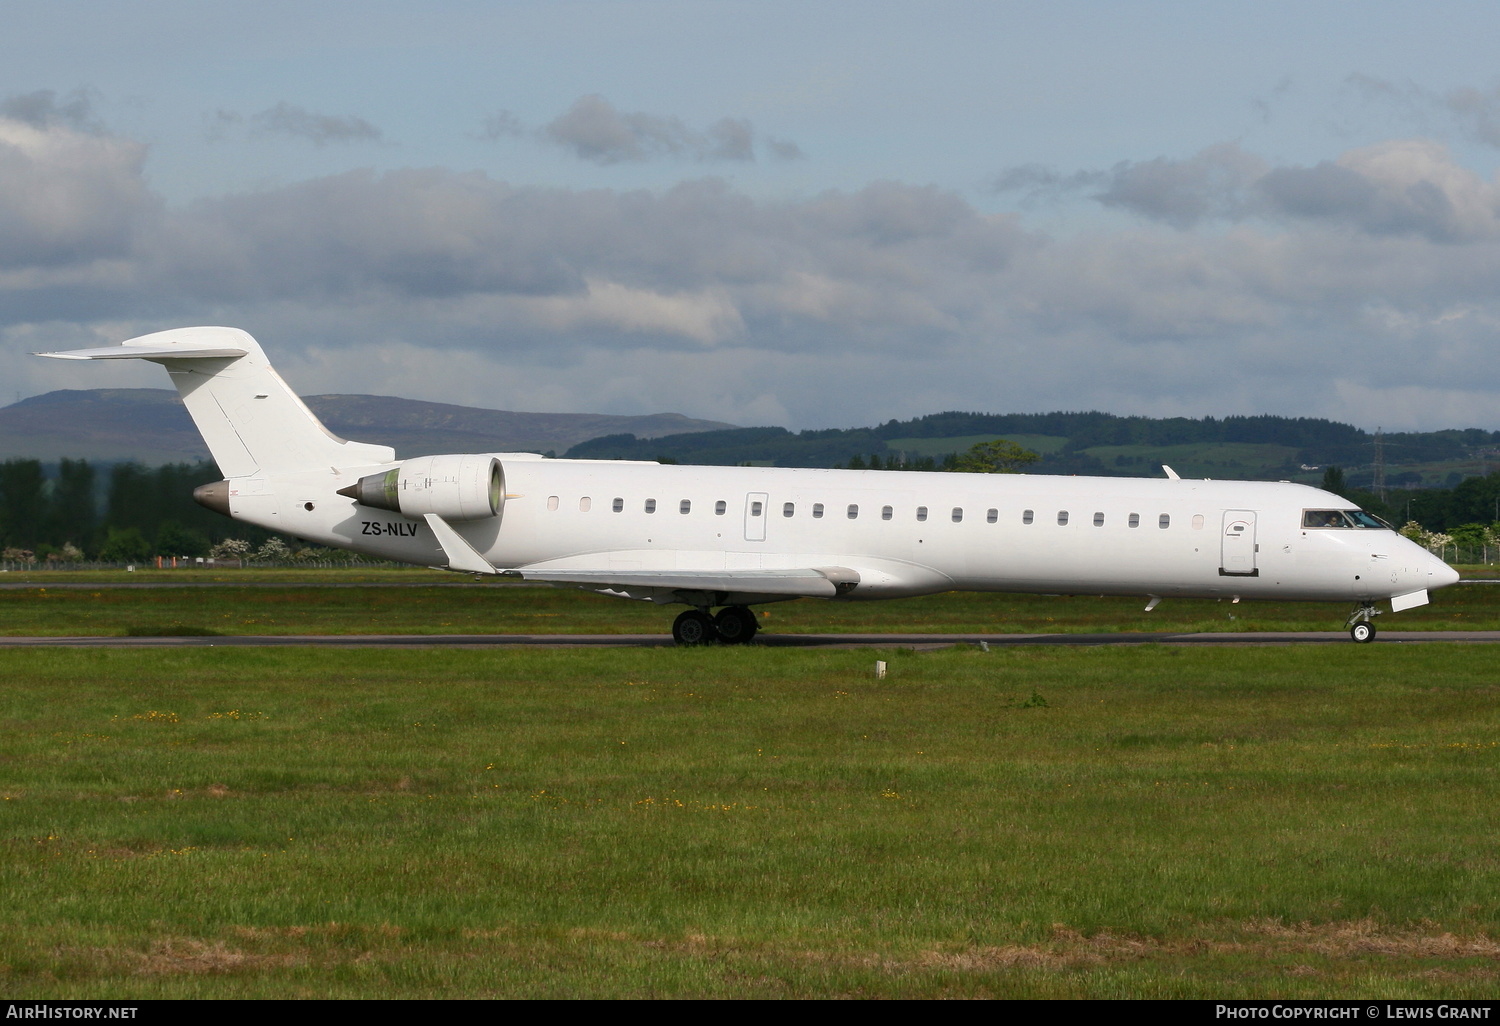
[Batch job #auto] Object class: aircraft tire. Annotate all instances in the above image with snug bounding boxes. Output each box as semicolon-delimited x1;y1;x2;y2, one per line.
713;606;759;644
1350;621;1376;644
672;609;718;646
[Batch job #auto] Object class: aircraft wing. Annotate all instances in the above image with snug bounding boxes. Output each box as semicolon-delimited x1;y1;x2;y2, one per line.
502;567;850;597
422;514;855;596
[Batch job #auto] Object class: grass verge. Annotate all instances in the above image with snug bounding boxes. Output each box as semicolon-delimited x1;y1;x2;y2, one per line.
2;644;1498;997
3;578;1499;636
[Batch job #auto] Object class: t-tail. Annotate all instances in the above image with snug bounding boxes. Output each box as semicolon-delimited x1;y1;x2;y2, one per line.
37;327;396;484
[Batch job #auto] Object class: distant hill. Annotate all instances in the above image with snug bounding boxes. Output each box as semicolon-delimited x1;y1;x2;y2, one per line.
0;389;735;465
565;410;1500;491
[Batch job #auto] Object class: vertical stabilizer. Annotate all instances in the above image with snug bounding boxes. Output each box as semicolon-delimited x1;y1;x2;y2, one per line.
38;327;395;477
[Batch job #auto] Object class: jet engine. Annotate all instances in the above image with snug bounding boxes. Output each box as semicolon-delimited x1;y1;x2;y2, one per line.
338;454;503;521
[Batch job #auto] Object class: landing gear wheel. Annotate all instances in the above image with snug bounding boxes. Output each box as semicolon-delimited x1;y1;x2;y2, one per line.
713;606;759;644
1350;621;1376;644
672;609;717;646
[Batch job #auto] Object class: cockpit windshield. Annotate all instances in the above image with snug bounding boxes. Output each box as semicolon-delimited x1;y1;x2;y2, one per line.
1302;509;1393;530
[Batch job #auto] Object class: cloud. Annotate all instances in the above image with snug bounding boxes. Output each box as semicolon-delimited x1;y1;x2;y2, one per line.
0;113;158;270
999;139;1500;243
705;117;754;161
537;94;795;164
10;118;1500;432
993;145;1267;224
765;137;806;161
1442;85;1500;148
1346;73;1500;150
0;89;102;133
1249;76;1294;126
515;279;744;344
479;109;524;140
1095;144;1267;228
211;102;383;146
1259;140;1500;242
991;162;1109;202
542;94;699;163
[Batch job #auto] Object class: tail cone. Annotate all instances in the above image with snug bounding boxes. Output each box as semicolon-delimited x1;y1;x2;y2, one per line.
193;480;231;517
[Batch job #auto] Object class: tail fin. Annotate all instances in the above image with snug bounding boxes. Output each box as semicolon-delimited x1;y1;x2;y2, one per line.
38;326;395;477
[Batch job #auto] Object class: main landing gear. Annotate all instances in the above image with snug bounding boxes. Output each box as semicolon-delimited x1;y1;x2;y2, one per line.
1346;602;1380;644
671;606;760;645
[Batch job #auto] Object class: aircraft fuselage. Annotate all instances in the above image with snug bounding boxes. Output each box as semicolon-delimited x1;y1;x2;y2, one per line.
231;460;1456;606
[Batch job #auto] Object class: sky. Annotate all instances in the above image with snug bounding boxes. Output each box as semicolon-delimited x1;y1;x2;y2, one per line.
4;0;1500;432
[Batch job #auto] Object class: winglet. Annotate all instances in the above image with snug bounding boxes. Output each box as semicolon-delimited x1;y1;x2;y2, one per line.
1162;465;1181;480
423;513;498;574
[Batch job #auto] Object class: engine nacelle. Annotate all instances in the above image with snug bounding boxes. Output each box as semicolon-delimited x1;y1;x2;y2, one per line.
340;454;504;522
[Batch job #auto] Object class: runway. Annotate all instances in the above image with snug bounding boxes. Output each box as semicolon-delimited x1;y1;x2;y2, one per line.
3;630;1499;649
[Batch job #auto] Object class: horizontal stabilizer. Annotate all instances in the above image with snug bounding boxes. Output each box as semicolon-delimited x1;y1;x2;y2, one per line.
37;343;248;361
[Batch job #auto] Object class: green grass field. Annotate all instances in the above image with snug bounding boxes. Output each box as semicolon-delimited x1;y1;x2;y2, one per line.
3;643;1500;998
2;570;1498;636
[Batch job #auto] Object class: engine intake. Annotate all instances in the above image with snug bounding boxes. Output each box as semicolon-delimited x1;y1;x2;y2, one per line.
339;455;503;522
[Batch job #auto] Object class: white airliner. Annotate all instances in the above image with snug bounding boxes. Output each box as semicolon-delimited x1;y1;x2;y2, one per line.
41;327;1459;644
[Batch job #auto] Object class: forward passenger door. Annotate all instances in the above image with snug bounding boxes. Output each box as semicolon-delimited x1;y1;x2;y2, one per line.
1220;510;1258;576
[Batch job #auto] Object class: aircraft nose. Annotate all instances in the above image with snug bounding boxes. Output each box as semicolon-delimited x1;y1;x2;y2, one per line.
1427;555;1460;591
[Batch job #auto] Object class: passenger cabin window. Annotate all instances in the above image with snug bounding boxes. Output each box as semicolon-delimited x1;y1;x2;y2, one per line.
813;503;824;519
1057;511;1069;526
1093;512;1104;527
916;506;928;522
547;495;559;511
987;508;998;524
1128;513;1139;528
680;499;691;514
612;497;624;513
882;505;893;521
715;500;726;515
645;499;657;514
952;507;963;523
847;504;859;520
750;501;763;517
1159;513;1170;529
1192;514;1204;529
1022;509;1034;525
783;502;795;517
579;497;591;512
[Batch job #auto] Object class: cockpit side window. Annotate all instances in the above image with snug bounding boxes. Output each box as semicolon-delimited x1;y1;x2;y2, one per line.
1303;510;1351;529
1302;509;1391;529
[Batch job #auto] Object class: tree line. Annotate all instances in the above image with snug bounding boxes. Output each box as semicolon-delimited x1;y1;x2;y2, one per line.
0;458;282;563
566;410;1500;474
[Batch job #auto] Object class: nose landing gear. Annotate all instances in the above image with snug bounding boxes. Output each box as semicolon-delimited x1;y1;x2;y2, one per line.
1346;602;1381;643
671;605;760;645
